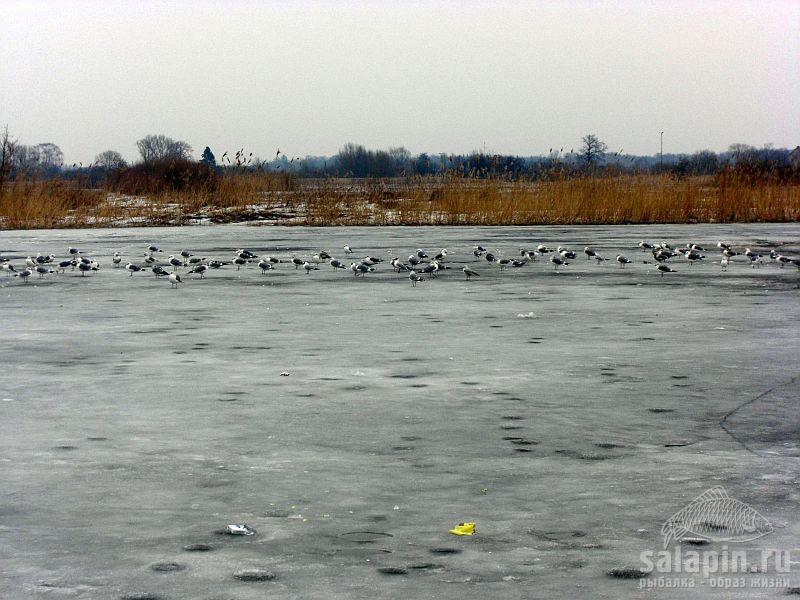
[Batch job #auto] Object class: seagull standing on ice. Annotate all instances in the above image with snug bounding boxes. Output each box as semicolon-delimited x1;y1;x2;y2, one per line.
112;252;122;267
343;245;354;255
57;259;76;273
550;255;567;269
257;259;274;273
78;261;98;275
169;273;182;288
15;268;32;282
409;271;423;286
303;261;318;274
616;255;632;268
35;265;54;278
391;258;409;272
721;257;729;272
126;263;142;276
685;250;705;266
420;262;439;278
1;262;17;276
744;248;758;260
653;249;671;262
236;249;257;260
462;266;480;280
657;264;676;277
329;258;346;270
351;262;372;276
189;264;208;278
166;255;182;270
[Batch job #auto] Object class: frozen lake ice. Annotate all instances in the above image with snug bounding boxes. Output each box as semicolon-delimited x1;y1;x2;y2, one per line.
1;223;799;599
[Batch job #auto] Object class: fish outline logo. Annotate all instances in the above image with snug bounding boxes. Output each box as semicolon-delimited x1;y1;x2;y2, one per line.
661;486;773;549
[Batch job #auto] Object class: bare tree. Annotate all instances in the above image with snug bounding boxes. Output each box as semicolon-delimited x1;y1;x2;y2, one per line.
388;146;411;173
33;143;64;168
728;143;757;162
336;143;369;176
94;150;128;170
0;126;17;193
136;134;193;163
11;144;39;171
169;140;192;160
579;134;608;166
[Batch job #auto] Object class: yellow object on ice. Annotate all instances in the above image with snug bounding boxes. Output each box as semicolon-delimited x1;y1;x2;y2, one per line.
449;522;476;536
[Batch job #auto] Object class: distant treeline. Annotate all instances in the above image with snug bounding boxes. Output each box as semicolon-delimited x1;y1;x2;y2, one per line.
2;129;799;192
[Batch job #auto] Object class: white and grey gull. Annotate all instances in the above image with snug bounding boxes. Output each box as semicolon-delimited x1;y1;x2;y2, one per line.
462;266;480;280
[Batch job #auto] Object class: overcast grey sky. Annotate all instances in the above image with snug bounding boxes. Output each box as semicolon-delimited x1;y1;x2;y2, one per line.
1;0;797;164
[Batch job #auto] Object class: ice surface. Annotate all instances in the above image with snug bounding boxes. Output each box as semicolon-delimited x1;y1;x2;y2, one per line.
1;223;799;599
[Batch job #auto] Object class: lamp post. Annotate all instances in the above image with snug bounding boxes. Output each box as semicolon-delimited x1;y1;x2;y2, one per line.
660;131;664;170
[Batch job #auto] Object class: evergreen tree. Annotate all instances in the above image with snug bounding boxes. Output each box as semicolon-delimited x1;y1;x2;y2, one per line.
200;146;216;167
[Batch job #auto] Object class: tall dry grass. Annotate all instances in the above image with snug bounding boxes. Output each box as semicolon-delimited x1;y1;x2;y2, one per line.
282;174;800;226
1;171;798;229
126;171;298;222
0;178;108;229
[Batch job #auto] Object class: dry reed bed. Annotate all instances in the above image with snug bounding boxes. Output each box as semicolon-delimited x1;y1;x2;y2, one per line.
1;174;798;229
283;175;800;226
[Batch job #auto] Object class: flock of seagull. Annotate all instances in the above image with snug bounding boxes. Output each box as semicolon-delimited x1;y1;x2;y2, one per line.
2;240;798;288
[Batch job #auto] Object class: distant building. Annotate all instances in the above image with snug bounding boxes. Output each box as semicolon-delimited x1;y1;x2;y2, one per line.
789;146;800;168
